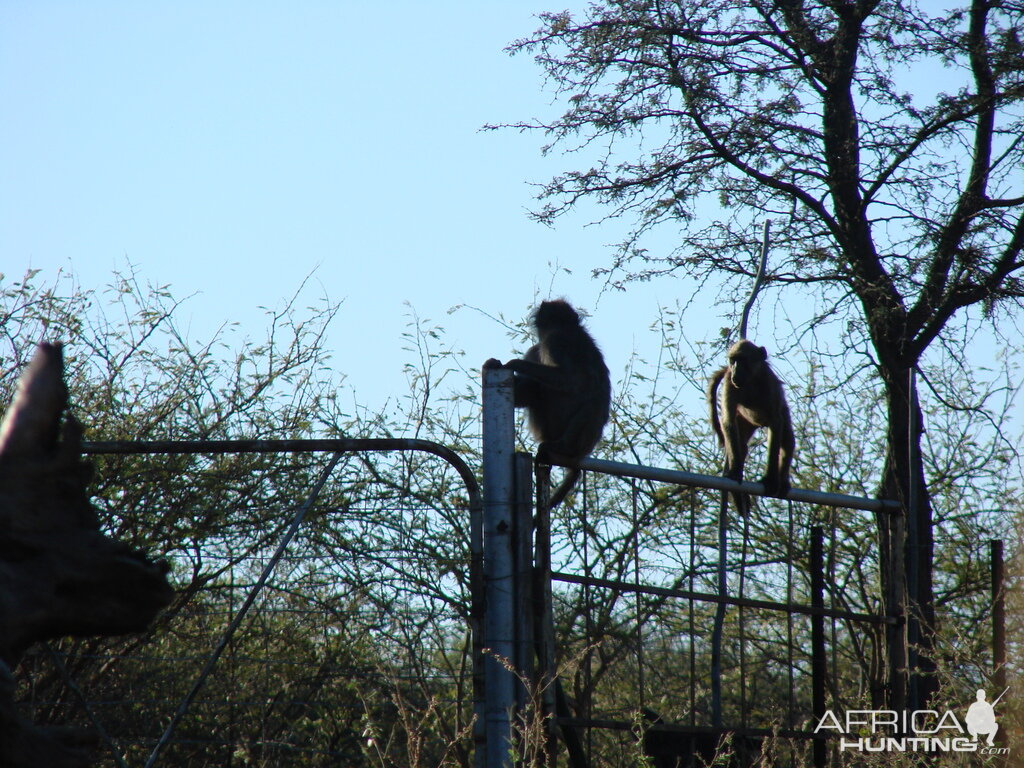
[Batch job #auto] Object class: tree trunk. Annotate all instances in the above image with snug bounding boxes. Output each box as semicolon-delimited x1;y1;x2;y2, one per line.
879;365;936;712
0;343;172;767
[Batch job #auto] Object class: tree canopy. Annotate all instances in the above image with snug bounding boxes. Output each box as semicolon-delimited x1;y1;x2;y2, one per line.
505;0;1023;352
501;0;1024;709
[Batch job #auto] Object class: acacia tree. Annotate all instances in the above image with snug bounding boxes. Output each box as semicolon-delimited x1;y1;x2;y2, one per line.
503;0;1024;707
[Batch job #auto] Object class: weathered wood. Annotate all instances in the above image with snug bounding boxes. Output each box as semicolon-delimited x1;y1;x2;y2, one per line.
0;343;173;767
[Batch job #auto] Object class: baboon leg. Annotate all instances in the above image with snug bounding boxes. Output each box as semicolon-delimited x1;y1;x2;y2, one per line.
725;417;757;516
723;417;757;481
761;416;795;497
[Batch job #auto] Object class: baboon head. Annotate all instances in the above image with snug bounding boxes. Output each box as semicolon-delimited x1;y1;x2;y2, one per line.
726;340;768;389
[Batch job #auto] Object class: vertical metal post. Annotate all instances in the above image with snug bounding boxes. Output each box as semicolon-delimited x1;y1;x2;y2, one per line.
786;500;795;728
514;452;535;713
711;491;728;728
631;480;645;713
739;513;748;728
810;526;826;768
533;463;559;767
688;489;696;728
581;486;594;761
992;540;1006;692
471;437;486;764
481;364;517;768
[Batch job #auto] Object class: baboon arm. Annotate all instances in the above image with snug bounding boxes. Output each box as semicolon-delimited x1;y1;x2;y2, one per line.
760;409;795;495
512;376;542;409
763;431;782;483
504;359;575;392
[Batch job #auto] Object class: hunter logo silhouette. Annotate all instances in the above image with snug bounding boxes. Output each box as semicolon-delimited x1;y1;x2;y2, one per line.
965;688;1005;746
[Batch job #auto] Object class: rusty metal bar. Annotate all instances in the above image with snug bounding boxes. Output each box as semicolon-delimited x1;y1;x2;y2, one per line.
83;438;480;499
550;571;896;625
569;456;899;513
558;715;825;742
711;492;728;728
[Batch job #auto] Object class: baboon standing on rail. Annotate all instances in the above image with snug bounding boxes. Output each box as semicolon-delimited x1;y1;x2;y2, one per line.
485;299;611;507
709;339;795;515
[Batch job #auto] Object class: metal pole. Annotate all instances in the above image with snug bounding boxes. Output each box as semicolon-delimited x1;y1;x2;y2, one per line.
711;491;728;728
482;364;518;768
786;500;795;728
992;540;1006;692
631;480;645;713
533;463;559;767
688;489;696;728
569;456;899;513
810;526;826;768
739;513;748;728
514;452;535;714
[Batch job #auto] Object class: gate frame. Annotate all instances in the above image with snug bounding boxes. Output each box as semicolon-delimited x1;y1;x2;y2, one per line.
83;437;483;768
477;365;911;767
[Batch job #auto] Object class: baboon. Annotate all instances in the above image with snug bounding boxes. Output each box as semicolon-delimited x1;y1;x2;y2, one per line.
708;339;794;515
484;299;611;507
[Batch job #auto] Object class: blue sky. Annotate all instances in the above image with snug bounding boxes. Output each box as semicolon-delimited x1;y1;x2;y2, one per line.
8;3;1006;433
3;3;706;409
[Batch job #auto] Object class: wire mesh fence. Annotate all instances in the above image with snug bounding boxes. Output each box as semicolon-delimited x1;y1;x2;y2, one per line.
12;441;1010;768
530;467;1010;766
17;442;478;768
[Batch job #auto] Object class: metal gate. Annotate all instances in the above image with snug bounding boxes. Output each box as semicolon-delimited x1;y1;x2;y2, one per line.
476;366;1007;767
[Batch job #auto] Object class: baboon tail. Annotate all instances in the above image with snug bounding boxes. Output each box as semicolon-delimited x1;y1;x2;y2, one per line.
732;489;751;517
548;469;581;509
708;368;726;446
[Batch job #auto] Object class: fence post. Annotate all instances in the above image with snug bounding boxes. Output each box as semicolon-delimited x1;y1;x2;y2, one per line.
481;364;518;768
992;540;1005;692
711;492;729;728
514;452;536;713
533;463;560;766
811;526;826;768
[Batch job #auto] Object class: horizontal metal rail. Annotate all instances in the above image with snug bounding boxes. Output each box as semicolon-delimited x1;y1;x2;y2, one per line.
552;571;896;625
556;716;826;741
84;440;895;514
81;437;485;636
567;456;900;513
82;438;480;506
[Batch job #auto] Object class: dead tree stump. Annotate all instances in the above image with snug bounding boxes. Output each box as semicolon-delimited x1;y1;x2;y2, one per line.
0;343;173;767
